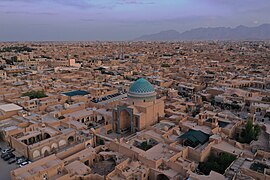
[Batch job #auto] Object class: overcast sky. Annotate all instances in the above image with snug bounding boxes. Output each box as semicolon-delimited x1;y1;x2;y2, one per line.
0;0;270;41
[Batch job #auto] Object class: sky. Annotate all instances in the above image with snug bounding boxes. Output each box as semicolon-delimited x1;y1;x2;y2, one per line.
0;0;270;41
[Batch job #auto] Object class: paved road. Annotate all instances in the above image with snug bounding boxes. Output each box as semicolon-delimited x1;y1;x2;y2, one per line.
0;141;18;180
0;156;17;180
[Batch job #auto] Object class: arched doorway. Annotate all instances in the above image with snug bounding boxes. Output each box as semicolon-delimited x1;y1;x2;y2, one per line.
41;146;50;156
44;150;49;157
157;174;169;180
68;136;74;143
51;143;57;153
59;140;66;147
33;150;40;159
22;139;28;145
120;109;132;132
51;143;58;152
44;133;51;140
29;137;35;145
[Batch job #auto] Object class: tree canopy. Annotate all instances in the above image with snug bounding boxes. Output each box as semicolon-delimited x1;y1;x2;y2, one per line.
239;120;260;144
161;63;170;68
198;153;236;175
22;90;47;99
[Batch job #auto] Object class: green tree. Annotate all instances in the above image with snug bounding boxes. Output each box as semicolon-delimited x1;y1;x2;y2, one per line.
254;124;261;139
198;153;236;175
22;90;47;99
210;99;216;106
99;139;105;145
240;120;261;143
192;105;201;117
161;63;170;68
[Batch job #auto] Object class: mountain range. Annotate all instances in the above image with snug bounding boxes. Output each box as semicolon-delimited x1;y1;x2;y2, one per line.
134;24;270;41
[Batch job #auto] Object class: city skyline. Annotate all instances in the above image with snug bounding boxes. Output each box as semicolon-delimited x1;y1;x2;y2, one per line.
0;0;270;41
0;1;270;179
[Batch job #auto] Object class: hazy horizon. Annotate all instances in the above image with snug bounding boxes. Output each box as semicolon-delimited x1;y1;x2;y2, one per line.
1;0;270;41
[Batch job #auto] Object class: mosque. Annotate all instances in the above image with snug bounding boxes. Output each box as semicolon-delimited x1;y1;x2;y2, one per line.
112;78;165;134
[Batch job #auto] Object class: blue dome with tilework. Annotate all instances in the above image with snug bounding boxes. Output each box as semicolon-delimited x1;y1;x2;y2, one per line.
129;78;155;94
128;78;156;103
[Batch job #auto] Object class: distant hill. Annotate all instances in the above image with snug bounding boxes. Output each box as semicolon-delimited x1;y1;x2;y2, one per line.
134;24;270;41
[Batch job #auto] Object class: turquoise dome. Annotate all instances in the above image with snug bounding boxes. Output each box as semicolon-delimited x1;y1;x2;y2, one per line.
129;78;155;94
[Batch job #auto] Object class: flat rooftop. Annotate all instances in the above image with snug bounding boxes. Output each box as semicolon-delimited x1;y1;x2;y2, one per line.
182;121;212;135
65;160;91;175
212;141;253;156
62;90;89;97
0;103;22;112
65;108;93;119
144;143;177;161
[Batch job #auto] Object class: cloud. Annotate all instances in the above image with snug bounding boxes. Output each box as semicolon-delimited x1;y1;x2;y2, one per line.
0;0;154;9
117;0;154;5
80;18;96;22
3;11;58;16
0;0;108;9
203;0;270;10
253;20;259;24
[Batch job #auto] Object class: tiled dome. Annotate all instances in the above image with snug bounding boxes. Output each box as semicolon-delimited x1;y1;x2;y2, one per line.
129;78;155;94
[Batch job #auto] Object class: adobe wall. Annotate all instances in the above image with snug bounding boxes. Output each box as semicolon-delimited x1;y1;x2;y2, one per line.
0;110;19;120
10;136;28;157
56;143;85;160
138;154;162;169
28;130;77;160
79;174;104;180
166;160;190;178
256;150;270;159
241;167;269;180
187;142;214;162
60;103;85;115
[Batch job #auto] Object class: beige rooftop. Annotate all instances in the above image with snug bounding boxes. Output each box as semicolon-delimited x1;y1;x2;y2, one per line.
0;103;22;112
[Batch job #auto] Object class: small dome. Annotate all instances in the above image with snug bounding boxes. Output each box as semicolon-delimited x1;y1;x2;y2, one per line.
129;78;155;94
